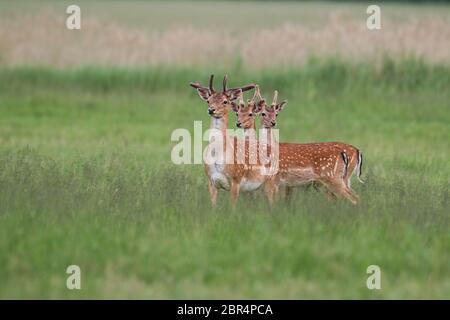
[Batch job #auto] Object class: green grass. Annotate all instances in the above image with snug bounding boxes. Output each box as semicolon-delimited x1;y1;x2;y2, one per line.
0;61;449;298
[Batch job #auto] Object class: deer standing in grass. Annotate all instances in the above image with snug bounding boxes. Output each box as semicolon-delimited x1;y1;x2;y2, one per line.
254;90;361;204
189;75;276;208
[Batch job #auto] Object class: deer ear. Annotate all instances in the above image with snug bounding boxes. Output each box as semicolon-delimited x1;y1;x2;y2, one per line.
257;99;266;110
276;100;287;112
231;101;239;112
253;101;263;114
227;88;242;101
190;82;211;101
196;88;211;101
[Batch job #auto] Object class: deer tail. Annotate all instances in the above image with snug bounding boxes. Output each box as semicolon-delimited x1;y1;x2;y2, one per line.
356;150;364;184
341;152;348;179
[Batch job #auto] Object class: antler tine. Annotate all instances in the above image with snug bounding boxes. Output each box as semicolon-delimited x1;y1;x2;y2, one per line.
189;82;206;89
209;74;215;93
231;89;244;112
256;85;265;102
223;74;228;92
272;90;278;106
249;84;260;103
238;89;244;106
231;83;256;93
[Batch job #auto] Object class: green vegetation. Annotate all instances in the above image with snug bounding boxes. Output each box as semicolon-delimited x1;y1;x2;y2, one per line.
0;61;449;298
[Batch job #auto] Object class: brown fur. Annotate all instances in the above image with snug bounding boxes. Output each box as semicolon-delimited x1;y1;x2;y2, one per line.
191;75;272;208
239;89;360;204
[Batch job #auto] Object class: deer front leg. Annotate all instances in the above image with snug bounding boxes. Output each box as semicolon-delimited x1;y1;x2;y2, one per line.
264;178;279;207
208;180;218;206
230;179;241;209
285;186;294;202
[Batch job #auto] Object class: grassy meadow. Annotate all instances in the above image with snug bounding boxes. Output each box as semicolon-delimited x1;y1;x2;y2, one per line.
0;1;449;299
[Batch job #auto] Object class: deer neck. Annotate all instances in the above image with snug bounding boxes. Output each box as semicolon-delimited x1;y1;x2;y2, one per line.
243;121;256;137
242;119;257;139
210;112;229;135
261;127;276;145
209;112;230;157
250;118;256;131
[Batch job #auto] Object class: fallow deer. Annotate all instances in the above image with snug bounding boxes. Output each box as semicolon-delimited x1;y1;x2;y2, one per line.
256;90;360;204
232;84;262;132
189;75;275;208
234;88;364;202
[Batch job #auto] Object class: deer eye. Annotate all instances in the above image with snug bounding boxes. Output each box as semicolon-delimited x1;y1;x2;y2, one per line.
223;100;228;104
261;113;266;117
248;113;253;117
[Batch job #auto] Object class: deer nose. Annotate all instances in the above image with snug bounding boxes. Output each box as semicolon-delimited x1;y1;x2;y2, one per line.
208;108;215;115
236;122;241;128
271;121;276;126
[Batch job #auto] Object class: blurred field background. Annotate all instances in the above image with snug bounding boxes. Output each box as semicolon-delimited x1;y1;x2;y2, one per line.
0;0;449;299
1;0;450;67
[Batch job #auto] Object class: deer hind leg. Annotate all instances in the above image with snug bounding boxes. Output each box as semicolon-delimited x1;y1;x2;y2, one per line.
344;157;356;187
285;186;294;202
330;153;359;205
342;185;359;205
345;186;359;203
322;178;358;205
312;182;337;201
343;156;360;202
324;188;338;201
208;180;218;206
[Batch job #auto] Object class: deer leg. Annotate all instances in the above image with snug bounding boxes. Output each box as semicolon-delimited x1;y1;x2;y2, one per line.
325;155;359;205
208;180;218;206
230;180;241;209
344;186;359;204
313;182;337;201
344;158;357;188
324;189;338;201
325;179;358;205
285;186;294;202
312;182;321;192
343;158;360;202
264;179;278;207
341;172;360;204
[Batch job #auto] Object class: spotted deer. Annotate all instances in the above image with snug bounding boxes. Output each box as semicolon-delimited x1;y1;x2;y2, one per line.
232;84;262;132
234;88;364;203
256;90;360;204
233;86;298;200
189;75;276;208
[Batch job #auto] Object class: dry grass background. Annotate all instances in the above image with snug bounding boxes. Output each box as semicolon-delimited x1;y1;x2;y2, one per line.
0;2;449;68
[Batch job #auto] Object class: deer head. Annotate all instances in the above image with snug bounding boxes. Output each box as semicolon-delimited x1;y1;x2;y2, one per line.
231;85;263;129
257;90;287;128
190;75;255;119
